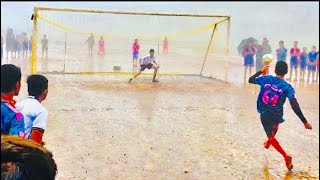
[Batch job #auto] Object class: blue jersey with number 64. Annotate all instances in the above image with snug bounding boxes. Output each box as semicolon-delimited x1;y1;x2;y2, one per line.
253;75;296;117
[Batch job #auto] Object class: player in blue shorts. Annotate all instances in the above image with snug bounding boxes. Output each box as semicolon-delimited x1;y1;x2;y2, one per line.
128;49;160;83
22;36;29;58
289;41;300;81
299;47;308;81
132;39;140;71
248;61;312;170
276;41;287;62
242;40;256;80
307;46;318;82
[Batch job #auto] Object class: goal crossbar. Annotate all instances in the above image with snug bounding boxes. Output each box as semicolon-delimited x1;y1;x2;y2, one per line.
34;6;230;18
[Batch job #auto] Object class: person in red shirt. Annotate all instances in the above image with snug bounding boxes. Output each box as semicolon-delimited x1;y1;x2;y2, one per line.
289;41;300;81
132;39;140;72
163;36;168;54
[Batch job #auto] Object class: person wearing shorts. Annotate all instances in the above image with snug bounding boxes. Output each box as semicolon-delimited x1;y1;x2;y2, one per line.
242;40;256;80
307;46;318;82
289;41;300;81
299;47;308;81
128;49;160;83
276;41;287;62
132;39;140;71
248;61;312;171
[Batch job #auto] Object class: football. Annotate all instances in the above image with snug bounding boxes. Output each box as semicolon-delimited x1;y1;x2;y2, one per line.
263;54;273;63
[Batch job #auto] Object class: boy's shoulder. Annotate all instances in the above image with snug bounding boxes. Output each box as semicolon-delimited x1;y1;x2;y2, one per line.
256;75;272;84
280;79;294;91
1;101;21;120
261;75;289;84
1;101;15;112
16;97;45;111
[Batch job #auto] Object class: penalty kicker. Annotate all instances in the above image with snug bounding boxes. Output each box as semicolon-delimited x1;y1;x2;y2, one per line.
129;49;160;83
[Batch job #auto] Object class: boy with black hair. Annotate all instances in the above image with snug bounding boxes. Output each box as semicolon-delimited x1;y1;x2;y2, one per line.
1;64;25;137
16;75;49;146
248;61;312;170
276;40;287;62
129;49;160;83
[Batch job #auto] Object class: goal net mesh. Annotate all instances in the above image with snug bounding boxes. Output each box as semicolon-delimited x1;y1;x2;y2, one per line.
33;8;230;81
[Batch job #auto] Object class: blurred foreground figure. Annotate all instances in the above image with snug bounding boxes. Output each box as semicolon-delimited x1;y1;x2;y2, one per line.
1;135;57;180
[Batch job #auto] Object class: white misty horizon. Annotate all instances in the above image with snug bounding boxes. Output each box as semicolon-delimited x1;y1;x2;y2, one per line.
1;1;319;55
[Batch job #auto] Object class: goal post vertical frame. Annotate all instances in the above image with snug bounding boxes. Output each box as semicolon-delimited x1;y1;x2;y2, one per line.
200;23;217;76
199;16;230;77
224;16;231;82
31;7;38;74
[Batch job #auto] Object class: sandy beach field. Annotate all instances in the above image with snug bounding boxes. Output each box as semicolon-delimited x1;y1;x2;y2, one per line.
3;50;319;179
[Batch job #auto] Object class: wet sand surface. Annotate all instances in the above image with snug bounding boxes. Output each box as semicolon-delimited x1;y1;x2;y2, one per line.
4;56;319;179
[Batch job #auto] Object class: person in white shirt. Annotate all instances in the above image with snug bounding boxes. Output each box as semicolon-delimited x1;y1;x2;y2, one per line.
16;75;49;146
129;49;160;83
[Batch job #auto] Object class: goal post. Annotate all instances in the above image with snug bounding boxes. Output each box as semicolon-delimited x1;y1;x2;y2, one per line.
31;6;230;81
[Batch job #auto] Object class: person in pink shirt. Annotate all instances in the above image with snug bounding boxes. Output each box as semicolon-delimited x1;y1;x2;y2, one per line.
163;36;168;54
98;36;105;55
132;39;140;71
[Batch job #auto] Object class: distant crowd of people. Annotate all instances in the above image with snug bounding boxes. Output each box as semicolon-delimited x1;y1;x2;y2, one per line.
3;28;32;60
242;38;319;83
1;28;50;66
85;33;169;57
1;29;170;68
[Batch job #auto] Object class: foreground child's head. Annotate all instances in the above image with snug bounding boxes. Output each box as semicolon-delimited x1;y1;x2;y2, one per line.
275;61;288;77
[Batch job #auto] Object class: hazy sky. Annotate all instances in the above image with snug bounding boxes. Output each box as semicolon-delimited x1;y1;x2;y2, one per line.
1;1;319;55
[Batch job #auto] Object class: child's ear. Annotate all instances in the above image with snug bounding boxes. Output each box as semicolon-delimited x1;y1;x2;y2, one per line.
16;81;21;89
